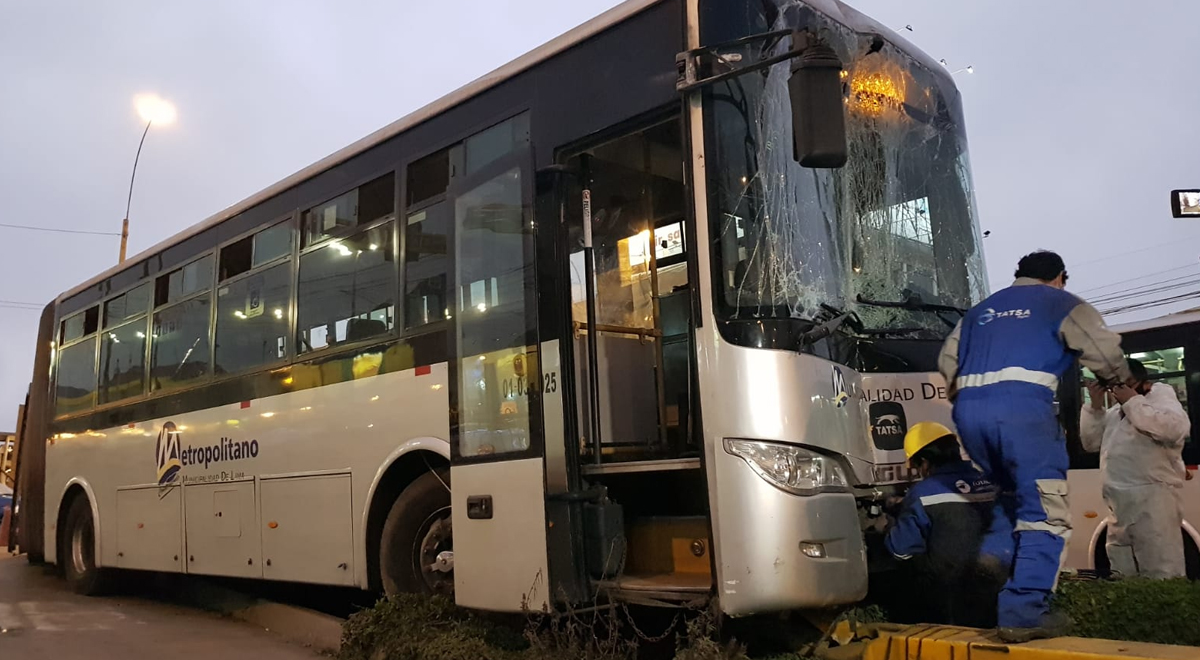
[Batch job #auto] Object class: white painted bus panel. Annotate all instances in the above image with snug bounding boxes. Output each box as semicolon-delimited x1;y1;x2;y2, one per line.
451;457;549;612
115;485;183;572
261;473;355;586
184;480;261;578
44;361;451;589
1066;467;1200;571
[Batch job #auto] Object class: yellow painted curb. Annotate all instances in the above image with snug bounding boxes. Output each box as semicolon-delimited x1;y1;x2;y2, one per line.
837;624;1200;660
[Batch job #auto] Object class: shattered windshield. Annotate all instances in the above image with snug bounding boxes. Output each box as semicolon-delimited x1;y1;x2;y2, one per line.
702;0;987;335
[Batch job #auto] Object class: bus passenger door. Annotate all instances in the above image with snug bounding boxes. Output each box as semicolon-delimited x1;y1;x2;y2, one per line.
446;113;551;612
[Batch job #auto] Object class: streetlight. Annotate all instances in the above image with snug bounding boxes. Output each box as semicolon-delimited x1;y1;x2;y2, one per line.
120;93;177;263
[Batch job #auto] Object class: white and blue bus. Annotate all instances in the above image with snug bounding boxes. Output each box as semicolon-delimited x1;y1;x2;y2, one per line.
14;0;986;616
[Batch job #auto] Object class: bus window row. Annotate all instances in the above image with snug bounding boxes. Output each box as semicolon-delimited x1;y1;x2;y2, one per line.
52;161;453;418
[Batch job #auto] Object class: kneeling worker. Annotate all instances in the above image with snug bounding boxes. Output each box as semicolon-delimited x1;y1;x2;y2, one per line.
882;421;1013;627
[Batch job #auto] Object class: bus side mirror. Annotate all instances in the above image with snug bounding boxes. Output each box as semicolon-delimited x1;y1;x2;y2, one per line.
1171;189;1200;218
789;39;848;169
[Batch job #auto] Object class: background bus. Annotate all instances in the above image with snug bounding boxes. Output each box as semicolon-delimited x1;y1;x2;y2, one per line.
1061;310;1200;578
14;0;986;617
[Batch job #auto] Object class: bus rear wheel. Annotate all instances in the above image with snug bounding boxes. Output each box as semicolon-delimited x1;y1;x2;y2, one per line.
379;469;453;598
62;496;113;596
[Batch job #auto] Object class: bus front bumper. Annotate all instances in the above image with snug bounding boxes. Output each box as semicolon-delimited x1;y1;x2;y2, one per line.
711;448;868;616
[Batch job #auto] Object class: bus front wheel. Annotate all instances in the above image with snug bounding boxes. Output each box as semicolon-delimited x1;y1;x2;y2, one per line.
62;496;113;596
380;469;453;597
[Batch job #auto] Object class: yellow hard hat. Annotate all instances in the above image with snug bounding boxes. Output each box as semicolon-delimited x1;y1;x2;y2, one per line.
904;421;956;461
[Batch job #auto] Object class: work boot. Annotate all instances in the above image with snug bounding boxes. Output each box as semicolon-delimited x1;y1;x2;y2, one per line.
997;611;1074;644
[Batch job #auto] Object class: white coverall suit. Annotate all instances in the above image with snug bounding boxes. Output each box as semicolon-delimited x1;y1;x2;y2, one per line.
1080;382;1191;578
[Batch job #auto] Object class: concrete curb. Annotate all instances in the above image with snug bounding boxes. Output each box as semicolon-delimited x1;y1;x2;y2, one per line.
170;577;343;654
231;601;344;655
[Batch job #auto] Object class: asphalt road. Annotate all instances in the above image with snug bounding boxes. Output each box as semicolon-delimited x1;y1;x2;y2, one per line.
0;553;323;659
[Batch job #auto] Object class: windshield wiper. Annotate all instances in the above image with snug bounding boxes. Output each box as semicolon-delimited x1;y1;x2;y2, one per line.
855;294;964;329
855;293;966;315
856;326;944;339
800;303;864;344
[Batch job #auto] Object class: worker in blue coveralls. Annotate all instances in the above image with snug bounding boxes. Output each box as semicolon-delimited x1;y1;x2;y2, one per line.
939;250;1132;642
882;421;1013;628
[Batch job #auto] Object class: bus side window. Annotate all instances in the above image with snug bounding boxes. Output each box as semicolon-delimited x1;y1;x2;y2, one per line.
404;149;452;331
214;262;292;374
56;336;98;416
301;173;395;248
220;221;292;281
54;305;100;416
150;255;215;393
297;222;396;352
98;283;151;404
1061;365;1098;470
404;206;448;329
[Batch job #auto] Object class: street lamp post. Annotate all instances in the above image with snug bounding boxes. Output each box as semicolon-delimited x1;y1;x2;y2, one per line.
120;93;176;264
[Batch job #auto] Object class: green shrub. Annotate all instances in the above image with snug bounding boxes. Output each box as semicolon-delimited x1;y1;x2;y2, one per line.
1052;578;1200;646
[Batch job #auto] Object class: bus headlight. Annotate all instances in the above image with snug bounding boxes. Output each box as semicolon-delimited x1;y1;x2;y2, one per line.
724;439;850;494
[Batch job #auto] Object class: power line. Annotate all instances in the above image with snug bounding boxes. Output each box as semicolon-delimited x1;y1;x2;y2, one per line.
0;299;43;308
1089;274;1200;305
0;222;121;237
1100;289;1200;316
1071;239;1190;269
1076;262;1200;296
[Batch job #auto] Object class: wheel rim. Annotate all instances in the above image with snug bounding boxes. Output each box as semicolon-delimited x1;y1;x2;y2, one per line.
70;515;92;576
415;506;453;597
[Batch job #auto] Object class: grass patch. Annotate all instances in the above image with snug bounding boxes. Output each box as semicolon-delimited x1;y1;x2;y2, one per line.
1052;577;1200;646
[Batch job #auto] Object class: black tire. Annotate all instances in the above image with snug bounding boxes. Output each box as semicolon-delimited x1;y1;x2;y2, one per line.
61;496;113;596
379;469;452;597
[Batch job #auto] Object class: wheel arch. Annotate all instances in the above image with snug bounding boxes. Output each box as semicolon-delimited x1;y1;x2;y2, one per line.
1184;519;1200;579
361;438;450;591
1086;514;1114;571
54;478;100;569
1089;515;1200;579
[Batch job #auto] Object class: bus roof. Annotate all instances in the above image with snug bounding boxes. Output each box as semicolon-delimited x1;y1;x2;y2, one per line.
59;0;949;305
59;0;663;303
1109;308;1200;334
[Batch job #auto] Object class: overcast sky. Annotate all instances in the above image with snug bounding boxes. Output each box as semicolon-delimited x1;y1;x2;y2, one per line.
2;0;1199;430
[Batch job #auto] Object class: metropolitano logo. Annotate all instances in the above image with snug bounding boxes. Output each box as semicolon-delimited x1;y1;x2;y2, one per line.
156;421;183;485
831;367;850;408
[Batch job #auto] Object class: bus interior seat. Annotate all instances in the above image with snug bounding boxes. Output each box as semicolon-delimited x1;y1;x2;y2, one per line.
348;318;387;341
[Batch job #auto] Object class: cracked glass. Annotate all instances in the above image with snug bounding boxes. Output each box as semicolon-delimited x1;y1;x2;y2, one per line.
703;1;987;336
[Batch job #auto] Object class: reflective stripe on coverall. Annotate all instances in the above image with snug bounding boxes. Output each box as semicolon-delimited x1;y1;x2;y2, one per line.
885;460;1014;627
940;278;1130;629
1080;382;1190;578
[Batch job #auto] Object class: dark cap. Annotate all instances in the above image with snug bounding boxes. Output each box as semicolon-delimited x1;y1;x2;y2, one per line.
1015;250;1067;283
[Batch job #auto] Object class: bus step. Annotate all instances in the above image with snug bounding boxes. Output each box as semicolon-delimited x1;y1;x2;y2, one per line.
580;457;701;475
596;572;712;608
600;572;711;593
